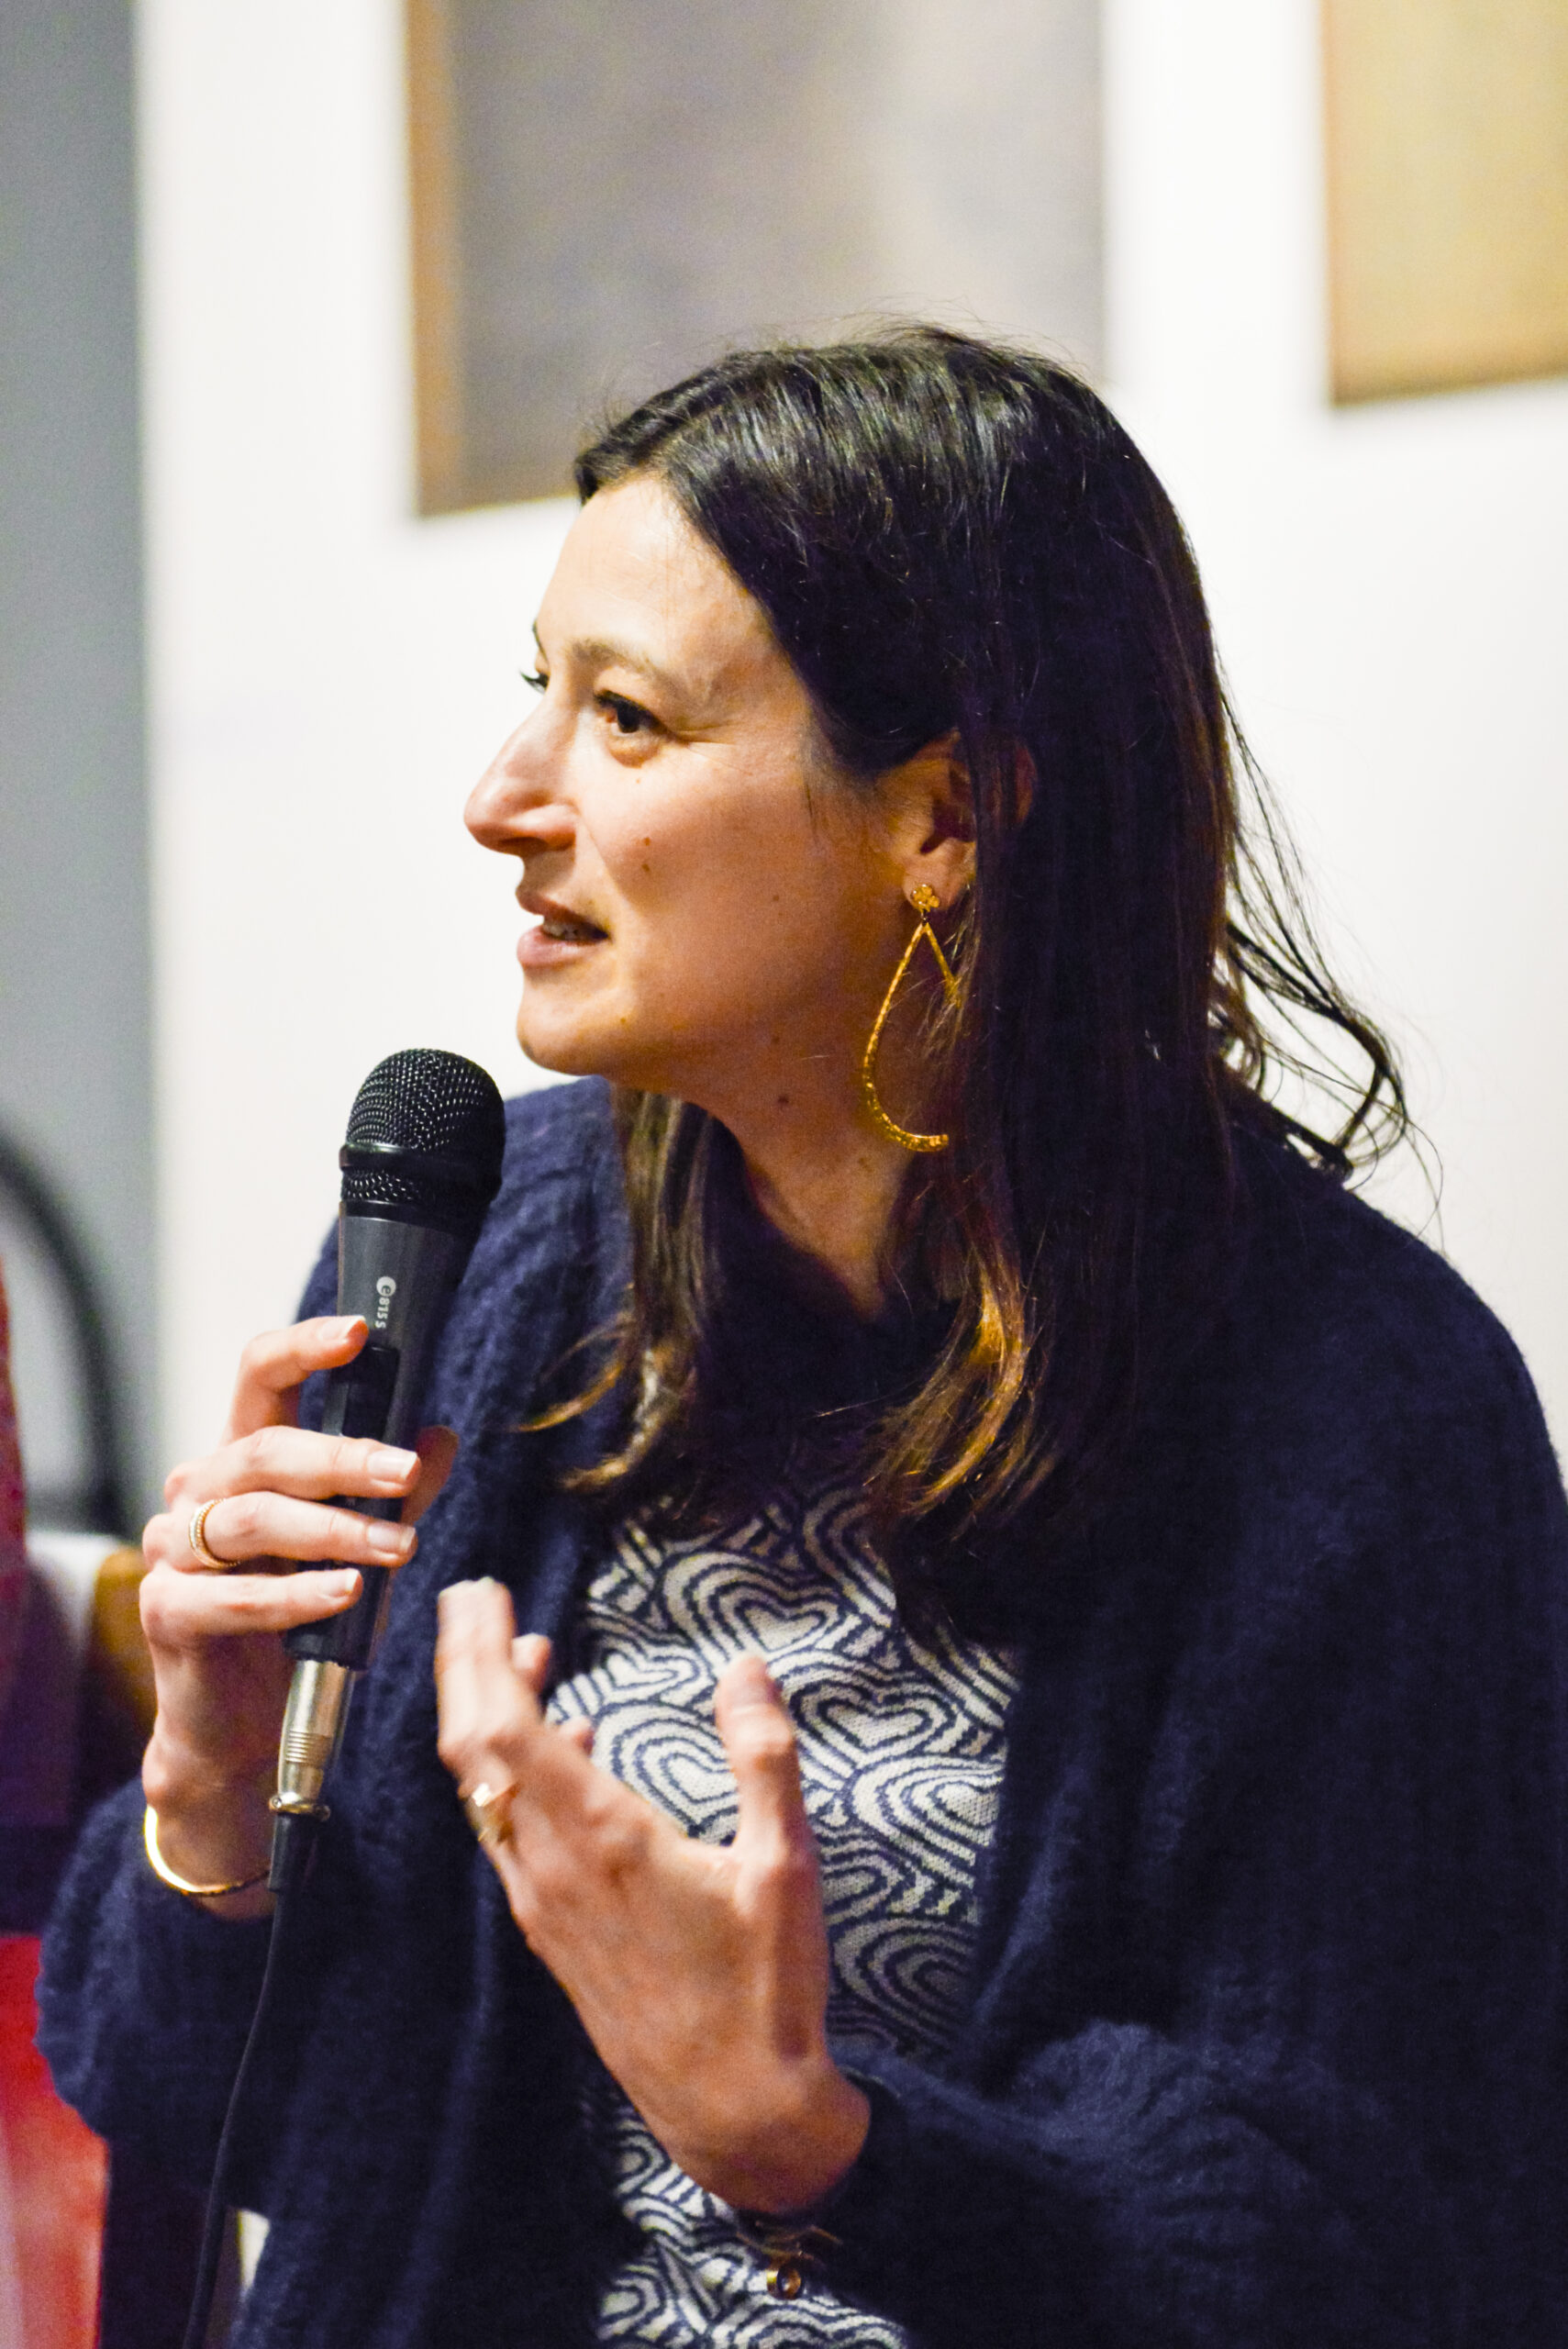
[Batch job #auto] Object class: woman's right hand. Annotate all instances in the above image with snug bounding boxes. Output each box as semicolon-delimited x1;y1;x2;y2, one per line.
139;1314;456;1911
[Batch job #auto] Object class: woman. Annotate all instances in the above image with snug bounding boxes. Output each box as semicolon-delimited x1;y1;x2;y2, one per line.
39;331;1568;2345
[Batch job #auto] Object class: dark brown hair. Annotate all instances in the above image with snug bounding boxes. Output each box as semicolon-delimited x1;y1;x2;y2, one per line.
550;328;1405;1606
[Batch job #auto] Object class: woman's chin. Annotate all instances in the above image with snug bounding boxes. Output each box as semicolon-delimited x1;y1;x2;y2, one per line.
514;1010;635;1085
515;1026;595;1079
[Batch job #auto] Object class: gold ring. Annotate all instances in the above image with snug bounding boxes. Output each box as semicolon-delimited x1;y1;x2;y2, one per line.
462;1780;516;1849
187;1498;229;1569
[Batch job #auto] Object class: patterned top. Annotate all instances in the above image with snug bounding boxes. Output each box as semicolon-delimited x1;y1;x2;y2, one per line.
547;1480;1019;2345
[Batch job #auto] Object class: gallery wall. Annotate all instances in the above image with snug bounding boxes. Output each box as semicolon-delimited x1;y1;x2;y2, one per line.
138;0;562;1469
135;0;1568;1470
1107;0;1568;1424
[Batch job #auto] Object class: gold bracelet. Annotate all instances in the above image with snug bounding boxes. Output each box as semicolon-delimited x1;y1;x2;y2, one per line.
143;1805;270;1898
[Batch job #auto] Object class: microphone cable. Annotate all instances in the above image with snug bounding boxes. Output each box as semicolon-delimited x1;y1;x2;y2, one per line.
180;1862;308;2349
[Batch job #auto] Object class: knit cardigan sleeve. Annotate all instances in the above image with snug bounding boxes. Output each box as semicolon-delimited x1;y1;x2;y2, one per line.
37;1079;629;2200
824;1183;1568;2348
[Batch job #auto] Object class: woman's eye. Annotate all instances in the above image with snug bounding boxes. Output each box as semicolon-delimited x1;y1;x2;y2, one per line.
598;693;654;737
520;669;548;694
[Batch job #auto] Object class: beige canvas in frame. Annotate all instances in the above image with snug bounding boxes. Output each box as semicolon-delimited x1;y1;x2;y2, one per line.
1323;0;1568;404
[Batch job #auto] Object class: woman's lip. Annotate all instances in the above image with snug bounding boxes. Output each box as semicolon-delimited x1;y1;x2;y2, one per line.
517;892;605;931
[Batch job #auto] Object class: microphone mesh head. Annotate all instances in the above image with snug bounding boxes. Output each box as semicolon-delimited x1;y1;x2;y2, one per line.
340;1049;506;1223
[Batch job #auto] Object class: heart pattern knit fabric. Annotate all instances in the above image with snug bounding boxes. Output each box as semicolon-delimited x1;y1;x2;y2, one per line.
548;1480;1018;2345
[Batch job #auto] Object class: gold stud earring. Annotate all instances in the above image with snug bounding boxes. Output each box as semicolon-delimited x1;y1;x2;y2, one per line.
860;883;961;1153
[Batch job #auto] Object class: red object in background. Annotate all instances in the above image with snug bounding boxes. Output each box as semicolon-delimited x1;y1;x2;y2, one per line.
0;1934;106;2349
1;1268;108;2343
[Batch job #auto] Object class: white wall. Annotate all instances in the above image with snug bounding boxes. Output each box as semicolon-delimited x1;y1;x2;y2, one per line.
1106;0;1568;1438
139;0;1568;1469
139;1;573;1464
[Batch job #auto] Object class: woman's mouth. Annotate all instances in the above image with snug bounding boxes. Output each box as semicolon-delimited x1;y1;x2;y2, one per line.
540;916;605;942
518;903;608;967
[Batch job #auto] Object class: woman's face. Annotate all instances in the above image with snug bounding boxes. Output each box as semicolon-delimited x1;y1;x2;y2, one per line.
466;475;919;1127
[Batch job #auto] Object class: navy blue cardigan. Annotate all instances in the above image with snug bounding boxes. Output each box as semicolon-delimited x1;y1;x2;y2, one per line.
39;1079;1568;2345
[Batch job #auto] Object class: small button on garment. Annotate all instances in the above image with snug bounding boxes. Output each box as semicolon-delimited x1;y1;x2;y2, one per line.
735;2216;842;2302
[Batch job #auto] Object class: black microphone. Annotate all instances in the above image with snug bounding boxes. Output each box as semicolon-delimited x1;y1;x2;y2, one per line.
268;1049;506;1891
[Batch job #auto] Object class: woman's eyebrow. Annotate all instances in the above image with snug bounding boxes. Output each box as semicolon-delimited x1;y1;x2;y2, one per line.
534;625;682;701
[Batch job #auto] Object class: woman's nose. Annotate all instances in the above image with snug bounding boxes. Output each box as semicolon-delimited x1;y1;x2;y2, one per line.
464;718;575;857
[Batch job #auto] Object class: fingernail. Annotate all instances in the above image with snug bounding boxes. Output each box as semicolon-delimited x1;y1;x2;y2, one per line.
445;1577;494;1609
368;1448;418;1486
366;1520;413;1558
333;1316;365;1338
726;1657;779;1709
325;1569;361;1597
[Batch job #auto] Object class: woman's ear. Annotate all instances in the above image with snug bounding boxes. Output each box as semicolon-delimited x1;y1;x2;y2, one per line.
884;732;975;908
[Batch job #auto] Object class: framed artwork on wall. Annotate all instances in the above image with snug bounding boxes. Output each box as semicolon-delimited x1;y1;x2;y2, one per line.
1323;0;1568;403
405;0;1103;513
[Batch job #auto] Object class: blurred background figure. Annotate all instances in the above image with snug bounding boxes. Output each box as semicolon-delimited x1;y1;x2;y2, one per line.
0;1266;116;2349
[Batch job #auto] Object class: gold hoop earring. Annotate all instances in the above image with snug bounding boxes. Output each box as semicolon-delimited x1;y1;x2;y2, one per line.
861;883;961;1153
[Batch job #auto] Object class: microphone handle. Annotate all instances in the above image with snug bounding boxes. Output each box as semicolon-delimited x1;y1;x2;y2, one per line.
271;1212;468;1885
284;1212;468;1669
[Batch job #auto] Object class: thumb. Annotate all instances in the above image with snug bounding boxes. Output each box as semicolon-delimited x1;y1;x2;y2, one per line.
716;1655;809;1865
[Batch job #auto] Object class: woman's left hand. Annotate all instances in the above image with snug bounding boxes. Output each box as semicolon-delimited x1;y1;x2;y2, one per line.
434;1577;871;2214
